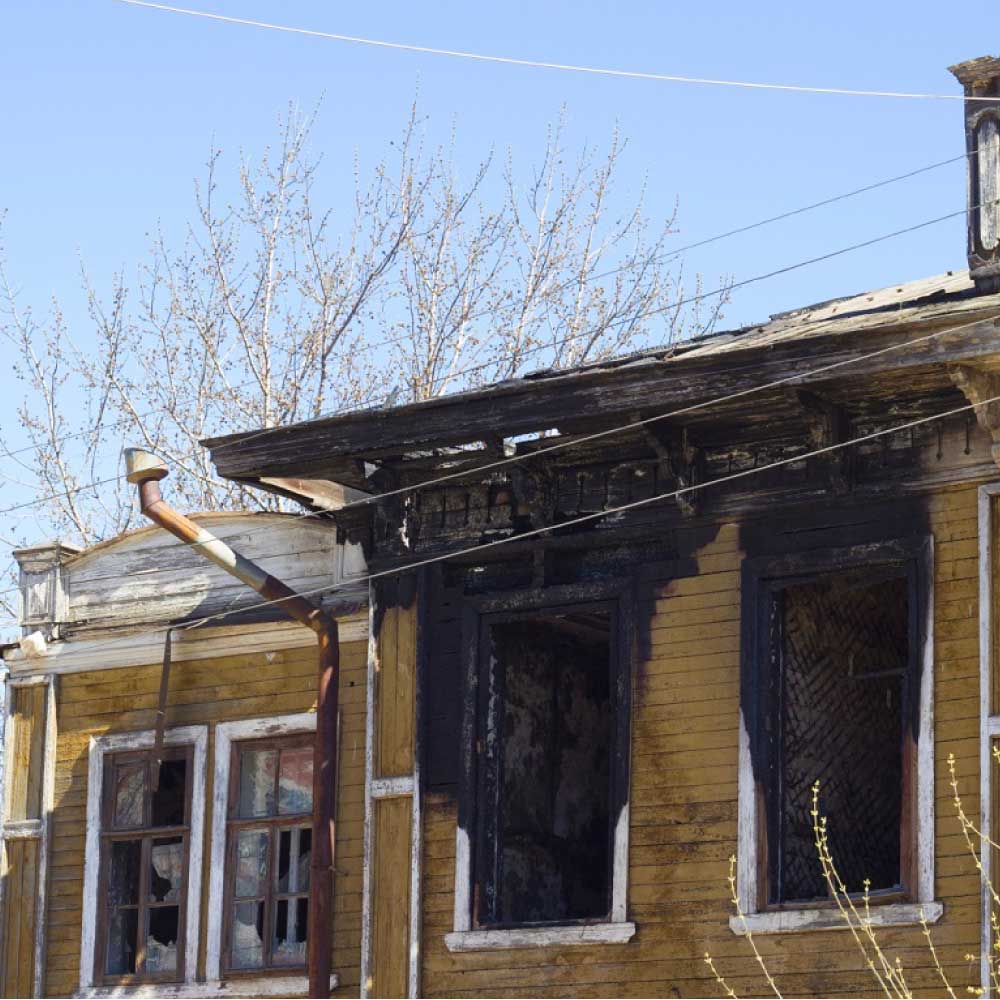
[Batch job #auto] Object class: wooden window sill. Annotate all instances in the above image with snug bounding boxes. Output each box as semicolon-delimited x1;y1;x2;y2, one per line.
445;922;636;952
74;973;339;998
729;901;943;935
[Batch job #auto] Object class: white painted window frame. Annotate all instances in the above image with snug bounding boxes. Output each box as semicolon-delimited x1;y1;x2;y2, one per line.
733;537;940;935
446;586;636;953
979;483;1000;996
204;714;337;997
77;725;208;996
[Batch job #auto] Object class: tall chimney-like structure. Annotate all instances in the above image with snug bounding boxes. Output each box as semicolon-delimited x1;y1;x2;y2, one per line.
950;56;1000;293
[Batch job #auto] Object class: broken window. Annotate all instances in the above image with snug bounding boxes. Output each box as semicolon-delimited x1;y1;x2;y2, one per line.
474;606;616;927
225;736;313;972
743;541;929;911
98;747;192;982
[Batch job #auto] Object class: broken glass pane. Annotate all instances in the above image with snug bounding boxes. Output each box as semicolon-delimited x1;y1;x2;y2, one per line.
231;900;265;969
276;827;311;894
106;908;138;975
109;840;141;906
235;829;269;898
145;905;179;974
238;749;277;818
278;748;313;815
272;896;308;966
113;765;145;828
151;759;187;827
150;837;184;903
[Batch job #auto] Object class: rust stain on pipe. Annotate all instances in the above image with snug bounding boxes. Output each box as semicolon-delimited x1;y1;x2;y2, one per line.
125;448;338;998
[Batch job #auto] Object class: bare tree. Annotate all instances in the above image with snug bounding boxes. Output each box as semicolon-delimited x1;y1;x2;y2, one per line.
0;101;728;563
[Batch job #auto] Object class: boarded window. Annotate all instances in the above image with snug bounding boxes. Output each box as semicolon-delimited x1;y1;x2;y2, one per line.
97;747;192;983
475;609;614;926
766;567;911;904
225;736;313;972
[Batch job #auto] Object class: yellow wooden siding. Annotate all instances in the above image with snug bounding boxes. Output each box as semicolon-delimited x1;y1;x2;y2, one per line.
1;836;40;997
42;638;367;999
369;796;414;999
6;684;47;822
375;602;417;779
420;486;985;998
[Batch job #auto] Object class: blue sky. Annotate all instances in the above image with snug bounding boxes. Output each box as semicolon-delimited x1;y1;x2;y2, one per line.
0;0;997;559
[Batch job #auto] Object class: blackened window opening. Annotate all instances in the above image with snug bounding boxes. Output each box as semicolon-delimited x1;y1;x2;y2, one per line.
771;570;909;904
476;609;613;926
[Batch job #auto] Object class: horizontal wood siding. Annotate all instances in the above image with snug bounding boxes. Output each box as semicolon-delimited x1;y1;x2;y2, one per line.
370;796;414;998
1;836;39;998
420;486;984;998
42;638;368;999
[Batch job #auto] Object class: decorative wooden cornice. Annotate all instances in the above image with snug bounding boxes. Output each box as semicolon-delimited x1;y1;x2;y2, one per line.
950;364;1000;469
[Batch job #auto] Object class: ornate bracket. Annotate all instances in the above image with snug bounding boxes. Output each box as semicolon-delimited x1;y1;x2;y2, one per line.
949;363;1000;470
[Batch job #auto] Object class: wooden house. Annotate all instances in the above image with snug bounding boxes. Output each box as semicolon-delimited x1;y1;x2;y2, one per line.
5;52;1000;1000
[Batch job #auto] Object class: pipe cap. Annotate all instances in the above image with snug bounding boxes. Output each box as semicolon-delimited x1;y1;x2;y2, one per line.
125;448;169;484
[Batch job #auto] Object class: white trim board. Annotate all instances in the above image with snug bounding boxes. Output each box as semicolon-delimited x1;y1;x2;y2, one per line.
980;483;1000;997
204;713;317;985
73;973;339;998
445;922;636;952
730;902;943;936
4;614;368;677
78;725;208;992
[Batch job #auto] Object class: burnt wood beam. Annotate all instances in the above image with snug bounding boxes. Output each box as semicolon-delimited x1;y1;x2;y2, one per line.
205;313;1000;482
791;389;853;493
949;363;1000;469
635;416;700;516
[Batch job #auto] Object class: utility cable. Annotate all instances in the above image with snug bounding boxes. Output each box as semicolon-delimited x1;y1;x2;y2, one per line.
7;387;995;658
0;151;974;465
117;1;994;103
8;308;999;593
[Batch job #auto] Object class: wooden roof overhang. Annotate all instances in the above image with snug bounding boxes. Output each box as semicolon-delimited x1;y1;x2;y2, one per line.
204;273;1000;508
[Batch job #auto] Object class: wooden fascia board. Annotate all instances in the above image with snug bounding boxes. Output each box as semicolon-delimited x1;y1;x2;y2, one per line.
205;312;1000;481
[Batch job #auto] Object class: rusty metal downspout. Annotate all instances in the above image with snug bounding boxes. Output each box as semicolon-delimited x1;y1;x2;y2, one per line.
124;448;337;999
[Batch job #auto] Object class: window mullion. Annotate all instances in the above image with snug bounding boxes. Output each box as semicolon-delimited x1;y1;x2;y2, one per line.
136;835;152;974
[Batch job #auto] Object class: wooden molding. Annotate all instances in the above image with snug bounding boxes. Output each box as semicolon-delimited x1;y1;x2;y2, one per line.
951;365;1000;469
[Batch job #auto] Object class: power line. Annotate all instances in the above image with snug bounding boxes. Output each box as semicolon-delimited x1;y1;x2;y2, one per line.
2;193;993;520
8;309;998;581
336;310;1000;510
0;151;973;466
191;199;994;463
116;1;992;103
11;388;996;658
0;194;990;520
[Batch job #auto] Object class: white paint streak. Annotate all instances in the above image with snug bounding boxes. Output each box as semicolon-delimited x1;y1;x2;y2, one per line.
731;901;943;936
444;922;636;952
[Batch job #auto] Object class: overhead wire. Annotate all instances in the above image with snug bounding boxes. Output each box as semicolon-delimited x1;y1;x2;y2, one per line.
4;307;998;588
0;150;975;466
0;195;992;518
7;386;998;657
116;0;994;103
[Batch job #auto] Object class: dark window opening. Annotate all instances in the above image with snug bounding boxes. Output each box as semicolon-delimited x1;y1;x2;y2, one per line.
225;735;313;972
98;749;191;984
476;609;613;927
769;568;910;904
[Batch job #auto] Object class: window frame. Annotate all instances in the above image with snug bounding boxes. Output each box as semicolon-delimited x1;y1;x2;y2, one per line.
735;536;940;934
222;733;315;975
204;713;340;994
95;745;194;986
447;580;636;952
79;726;207;994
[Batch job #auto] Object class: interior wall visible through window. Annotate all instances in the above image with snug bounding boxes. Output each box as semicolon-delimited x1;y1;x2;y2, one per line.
474;607;614;927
